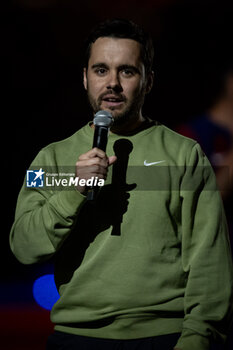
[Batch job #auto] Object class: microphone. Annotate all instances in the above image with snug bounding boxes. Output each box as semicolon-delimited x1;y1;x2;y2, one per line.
86;110;113;201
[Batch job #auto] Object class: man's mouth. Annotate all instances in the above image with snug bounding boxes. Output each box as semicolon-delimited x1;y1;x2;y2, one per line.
101;95;125;107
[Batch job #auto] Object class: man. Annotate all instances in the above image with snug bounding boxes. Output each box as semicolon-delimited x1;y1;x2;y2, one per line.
10;19;233;350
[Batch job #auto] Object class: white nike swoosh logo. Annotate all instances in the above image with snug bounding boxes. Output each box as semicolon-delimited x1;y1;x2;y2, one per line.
144;160;166;166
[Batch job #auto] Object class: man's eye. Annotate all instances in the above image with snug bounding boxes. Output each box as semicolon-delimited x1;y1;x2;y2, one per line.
95;68;107;75
121;69;134;77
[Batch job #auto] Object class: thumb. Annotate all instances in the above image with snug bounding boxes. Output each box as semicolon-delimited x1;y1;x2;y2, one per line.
108;155;117;166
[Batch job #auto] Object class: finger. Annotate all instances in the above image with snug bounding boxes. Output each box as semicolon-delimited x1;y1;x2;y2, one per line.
108;155;117;166
76;164;108;179
81;164;108;177
79;148;107;161
76;156;109;169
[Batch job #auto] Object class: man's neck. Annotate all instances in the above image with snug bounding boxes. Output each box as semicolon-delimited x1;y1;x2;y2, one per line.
110;114;147;135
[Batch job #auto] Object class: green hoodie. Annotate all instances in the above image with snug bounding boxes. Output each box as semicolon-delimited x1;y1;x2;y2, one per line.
10;122;233;350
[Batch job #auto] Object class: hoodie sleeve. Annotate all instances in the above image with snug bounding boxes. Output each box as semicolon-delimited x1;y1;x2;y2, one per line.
175;143;233;350
9;147;86;264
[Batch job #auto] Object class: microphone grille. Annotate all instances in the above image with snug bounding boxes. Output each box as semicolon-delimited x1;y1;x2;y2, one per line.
94;110;113;127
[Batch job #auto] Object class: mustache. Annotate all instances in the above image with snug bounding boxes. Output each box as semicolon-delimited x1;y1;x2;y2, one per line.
98;91;126;103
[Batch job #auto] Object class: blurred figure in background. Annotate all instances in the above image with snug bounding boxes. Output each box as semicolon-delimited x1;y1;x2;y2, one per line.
176;63;233;252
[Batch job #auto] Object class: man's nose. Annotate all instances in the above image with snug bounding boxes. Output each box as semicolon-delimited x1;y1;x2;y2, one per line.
106;72;123;92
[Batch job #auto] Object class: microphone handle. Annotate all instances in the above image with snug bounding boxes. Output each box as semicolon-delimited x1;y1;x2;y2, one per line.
86;125;109;201
92;125;108;151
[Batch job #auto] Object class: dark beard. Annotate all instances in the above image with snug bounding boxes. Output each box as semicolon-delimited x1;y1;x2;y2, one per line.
86;87;146;130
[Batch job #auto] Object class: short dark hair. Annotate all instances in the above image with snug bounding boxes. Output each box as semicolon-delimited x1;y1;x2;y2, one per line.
83;19;154;75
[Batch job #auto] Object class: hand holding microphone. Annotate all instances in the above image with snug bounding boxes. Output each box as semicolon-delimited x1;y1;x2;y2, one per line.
75;111;117;199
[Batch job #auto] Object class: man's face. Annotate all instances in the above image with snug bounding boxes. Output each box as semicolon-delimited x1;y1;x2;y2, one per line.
83;37;152;125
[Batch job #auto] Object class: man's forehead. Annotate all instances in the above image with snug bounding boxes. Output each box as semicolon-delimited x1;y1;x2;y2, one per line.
88;37;142;65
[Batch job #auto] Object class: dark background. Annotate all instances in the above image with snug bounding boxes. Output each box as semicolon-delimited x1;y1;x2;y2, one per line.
1;0;233;349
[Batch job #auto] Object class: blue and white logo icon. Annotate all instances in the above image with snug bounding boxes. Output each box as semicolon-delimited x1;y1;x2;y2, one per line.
26;168;45;188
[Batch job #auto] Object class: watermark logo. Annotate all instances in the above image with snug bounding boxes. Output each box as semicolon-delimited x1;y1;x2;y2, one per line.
25;165;228;191
26;168;45;188
26;168;105;189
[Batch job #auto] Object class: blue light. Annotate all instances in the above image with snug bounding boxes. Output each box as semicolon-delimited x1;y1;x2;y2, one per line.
33;274;60;310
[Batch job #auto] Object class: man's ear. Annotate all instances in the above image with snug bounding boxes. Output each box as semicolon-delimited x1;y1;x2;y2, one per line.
83;67;87;90
145;71;154;94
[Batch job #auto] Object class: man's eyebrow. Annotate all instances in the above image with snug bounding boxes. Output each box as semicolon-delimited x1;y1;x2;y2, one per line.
91;63;109;70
